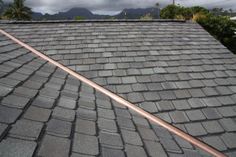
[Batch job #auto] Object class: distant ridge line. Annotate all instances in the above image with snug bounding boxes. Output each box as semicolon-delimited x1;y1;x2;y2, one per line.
0;19;186;24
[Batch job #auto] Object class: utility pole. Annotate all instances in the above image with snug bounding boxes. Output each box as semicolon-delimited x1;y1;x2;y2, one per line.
173;0;175;5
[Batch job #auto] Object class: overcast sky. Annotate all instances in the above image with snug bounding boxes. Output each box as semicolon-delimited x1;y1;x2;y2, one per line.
3;0;236;15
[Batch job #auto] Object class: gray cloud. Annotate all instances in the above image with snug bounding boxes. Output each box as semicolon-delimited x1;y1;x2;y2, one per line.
3;0;236;15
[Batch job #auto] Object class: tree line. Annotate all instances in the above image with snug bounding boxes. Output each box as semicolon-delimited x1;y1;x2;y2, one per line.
159;5;236;54
0;0;32;20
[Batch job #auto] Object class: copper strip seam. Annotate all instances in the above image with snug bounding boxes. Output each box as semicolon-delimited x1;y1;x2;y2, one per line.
0;29;226;157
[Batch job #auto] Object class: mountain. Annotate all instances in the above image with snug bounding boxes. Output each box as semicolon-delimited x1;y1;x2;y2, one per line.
115;8;160;19
31;7;160;20
0;3;9;15
32;8;110;20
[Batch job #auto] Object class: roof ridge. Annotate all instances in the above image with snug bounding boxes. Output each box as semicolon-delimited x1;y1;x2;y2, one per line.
0;19;186;24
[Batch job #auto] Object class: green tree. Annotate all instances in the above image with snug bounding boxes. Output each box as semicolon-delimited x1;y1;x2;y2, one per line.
160;5;181;19
140;13;153;20
160;4;192;20
160;4;236;54
190;6;209;14
75;16;85;20
4;0;32;20
196;14;236;53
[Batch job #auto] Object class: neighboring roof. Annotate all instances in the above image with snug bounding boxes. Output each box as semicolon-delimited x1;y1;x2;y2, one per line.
230;16;236;20
0;20;236;157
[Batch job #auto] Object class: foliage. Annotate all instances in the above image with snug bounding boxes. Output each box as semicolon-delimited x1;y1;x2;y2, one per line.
160;5;183;19
4;0;32;20
160;5;208;20
140;13;153;20
191;6;209;14
196;14;236;53
75;16;85;20
160;5;236;53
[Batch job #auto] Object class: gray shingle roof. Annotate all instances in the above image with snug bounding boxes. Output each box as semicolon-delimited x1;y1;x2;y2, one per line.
0;20;236;157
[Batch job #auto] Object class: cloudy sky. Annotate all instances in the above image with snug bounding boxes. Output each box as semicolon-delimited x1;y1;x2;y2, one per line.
3;0;236;15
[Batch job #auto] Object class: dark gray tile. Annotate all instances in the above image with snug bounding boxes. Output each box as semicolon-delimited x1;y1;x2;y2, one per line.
156;112;172;123
2;94;30;109
101;147;125;157
99;131;123;149
188;98;206;108
185;123;207;136
221;133;236;149
58;96;76;109
127;92;144;103
0;123;8;137
73;134;98;155
117;116;135;131
24;106;51;122
133;116;150;128
98;108;115;120
156;101;174;111
202;108;222;120
202;87;219;96
32;95;55;109
52;107;75;122
9;119;43;140
169;111;189;123
125;144;147;157
144;140;168;157
172;100;191;110
203;97;221;107
174;90;191;99
160;138;182;153
14;87;38;98
186;110;206;121
159;91;176;100
38;134;70;157
121;129;143;146
0;85;12;97
0;106;22;124
219;118;236;131
188;88;205;98
202;120;224;134
77;108;97;121
217;106;236;117
46;119;72;137
40;87;60;99
114;108;131;119
98;118;117;133
75;118;96;135
121;76;137;84
217;96;235;106
0;138;37;157
143;92;160;101
137;127;159;141
139;102;158;113
203;136;227;151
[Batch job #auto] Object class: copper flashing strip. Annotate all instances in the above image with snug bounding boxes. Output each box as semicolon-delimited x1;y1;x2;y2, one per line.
0;28;226;157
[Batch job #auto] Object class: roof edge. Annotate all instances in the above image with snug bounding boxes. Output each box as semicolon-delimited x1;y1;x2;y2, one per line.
0;19;186;24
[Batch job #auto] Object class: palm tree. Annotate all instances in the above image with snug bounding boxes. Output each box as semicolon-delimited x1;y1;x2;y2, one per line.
4;0;32;20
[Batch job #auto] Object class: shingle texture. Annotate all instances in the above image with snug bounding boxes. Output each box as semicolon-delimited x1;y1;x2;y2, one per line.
0;20;236;156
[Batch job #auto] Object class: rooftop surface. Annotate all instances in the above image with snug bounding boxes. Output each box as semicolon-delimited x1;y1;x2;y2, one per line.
0;20;236;157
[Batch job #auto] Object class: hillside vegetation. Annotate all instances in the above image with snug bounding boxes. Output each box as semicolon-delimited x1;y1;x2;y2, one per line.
160;5;236;54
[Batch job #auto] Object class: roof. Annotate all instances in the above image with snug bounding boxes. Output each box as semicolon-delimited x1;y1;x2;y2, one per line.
0;20;236;157
230;16;236;20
